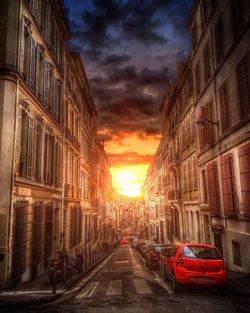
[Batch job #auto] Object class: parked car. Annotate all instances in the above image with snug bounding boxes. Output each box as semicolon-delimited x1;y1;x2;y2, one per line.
161;243;228;292
137;240;154;258
145;243;172;270
120;238;128;244
160;244;174;273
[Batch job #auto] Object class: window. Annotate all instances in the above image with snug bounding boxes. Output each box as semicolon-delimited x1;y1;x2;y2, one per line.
19;109;34;178
202;169;208;203
237;52;250;116
193;157;198;189
200;0;208;29
231;0;244;38
203;43;211;83
220;154;237;216
214;15;225;64
232;241;241;266
195;63;201;96
219;80;230;132
30;38;36;91
70;207;82;246
238;142;250;217
35;121;42;182
191;21;198;50
206;102;214;144
207;161;220;215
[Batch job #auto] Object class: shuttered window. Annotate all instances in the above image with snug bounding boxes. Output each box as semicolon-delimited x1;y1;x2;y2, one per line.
193;157;198;189
30;38;36;92
238;142;250;217
191;21;198;50
200;0;208;29
195;62;201;96
237;52;250;116
199;106;207;150
70;207;82;246
207;162;220;215
32;204;43;267
206;102;214;144
219;80;230;132
214;15;225;64
203;43;211;83
35;121;42;182
220;154;237;216
27;116;34;178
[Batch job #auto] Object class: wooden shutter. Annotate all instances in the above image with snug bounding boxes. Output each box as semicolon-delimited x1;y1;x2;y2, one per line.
30;38;36;91
214;15;224;64
219;80;230;132
32;204;43;266
199;106;206;150
35;122;42;182
220;154;237;216
19;16;25;74
207;161;220;215
44;61;49;107
27;116;34;178
206;102;214;144
239;142;250;217
237;52;250;116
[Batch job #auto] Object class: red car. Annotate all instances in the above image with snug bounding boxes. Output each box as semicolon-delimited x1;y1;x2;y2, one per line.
161;243;228;292
120;238;128;244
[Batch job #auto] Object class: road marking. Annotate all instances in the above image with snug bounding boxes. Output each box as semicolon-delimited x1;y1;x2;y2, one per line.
152;272;173;294
114;260;130;264
76;281;99;298
133;279;153;294
106;280;122;296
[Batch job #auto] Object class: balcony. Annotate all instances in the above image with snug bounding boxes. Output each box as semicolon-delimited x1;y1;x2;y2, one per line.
168;153;180;167
168;189;182;201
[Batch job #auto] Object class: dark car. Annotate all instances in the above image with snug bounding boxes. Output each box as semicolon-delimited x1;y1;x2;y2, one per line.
137;240;154;258
145;243;171;270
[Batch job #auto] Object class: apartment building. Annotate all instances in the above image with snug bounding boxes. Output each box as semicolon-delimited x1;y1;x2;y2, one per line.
0;0;112;288
187;0;250;272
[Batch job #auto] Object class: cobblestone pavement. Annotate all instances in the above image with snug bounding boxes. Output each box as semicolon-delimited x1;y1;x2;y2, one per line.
1;245;250;313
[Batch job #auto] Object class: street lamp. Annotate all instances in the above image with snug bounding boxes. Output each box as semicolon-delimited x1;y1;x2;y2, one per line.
195;118;218;129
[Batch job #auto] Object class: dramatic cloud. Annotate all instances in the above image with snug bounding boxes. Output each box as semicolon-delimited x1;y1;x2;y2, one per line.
64;0;192;165
108;151;154;166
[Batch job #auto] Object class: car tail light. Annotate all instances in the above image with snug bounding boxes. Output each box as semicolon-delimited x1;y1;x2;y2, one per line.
150;251;157;257
176;257;184;266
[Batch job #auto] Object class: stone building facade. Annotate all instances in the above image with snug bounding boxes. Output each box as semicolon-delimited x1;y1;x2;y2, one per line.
187;0;250;272
145;0;250;273
0;0;113;289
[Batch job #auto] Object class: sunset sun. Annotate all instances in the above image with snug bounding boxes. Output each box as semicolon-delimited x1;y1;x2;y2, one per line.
110;164;149;197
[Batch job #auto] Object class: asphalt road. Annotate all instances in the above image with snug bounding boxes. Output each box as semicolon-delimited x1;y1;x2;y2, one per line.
4;244;250;313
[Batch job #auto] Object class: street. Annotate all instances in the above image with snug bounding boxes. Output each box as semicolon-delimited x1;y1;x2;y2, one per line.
3;244;250;313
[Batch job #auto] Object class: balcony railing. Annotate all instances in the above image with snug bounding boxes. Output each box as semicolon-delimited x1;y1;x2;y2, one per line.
168;189;182;201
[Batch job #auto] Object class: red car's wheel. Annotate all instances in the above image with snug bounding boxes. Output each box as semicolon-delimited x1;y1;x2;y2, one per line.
172;273;180;292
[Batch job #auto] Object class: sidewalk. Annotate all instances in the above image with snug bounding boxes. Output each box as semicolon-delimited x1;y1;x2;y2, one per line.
0;249;115;309
0;267;249;309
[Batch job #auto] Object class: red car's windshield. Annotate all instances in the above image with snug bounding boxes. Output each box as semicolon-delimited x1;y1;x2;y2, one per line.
182;245;221;260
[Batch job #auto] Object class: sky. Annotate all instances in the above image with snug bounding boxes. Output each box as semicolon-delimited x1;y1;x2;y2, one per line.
64;0;193;197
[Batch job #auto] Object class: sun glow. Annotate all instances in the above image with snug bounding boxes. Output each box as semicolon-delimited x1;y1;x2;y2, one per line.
110;164;149;197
